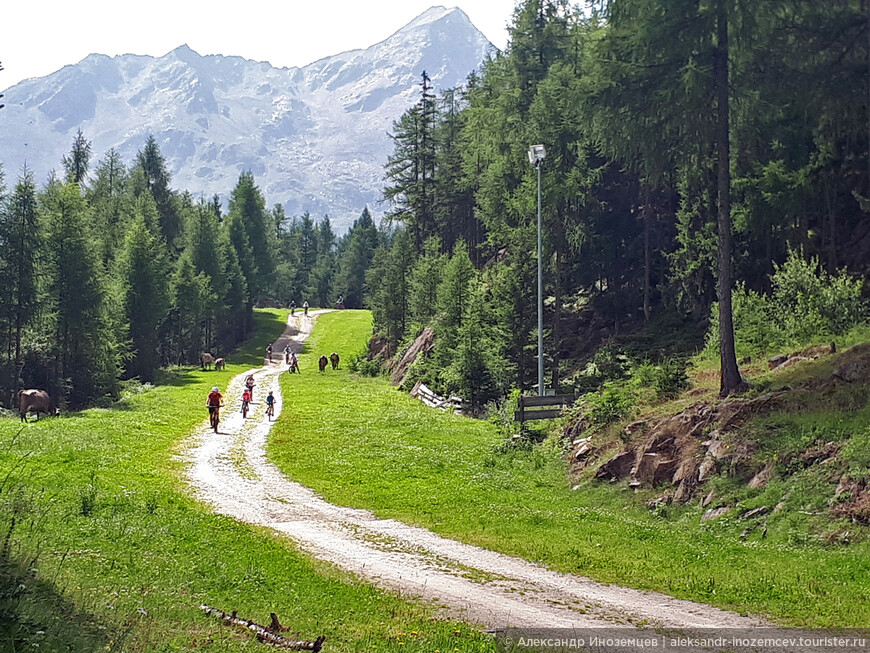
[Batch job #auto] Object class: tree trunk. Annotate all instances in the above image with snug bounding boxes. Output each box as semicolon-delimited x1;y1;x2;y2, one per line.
715;0;747;397
642;185;651;323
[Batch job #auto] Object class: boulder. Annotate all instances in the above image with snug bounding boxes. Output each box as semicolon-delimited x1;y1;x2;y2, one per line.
595;451;634;481
391;327;435;386
833;359;868;383
748;464;774;489
701;507;730;522
700;489;715;509
768;354;788;370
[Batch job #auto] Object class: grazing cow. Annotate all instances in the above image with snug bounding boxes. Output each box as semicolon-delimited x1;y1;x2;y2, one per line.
318;355;328;372
330;352;340;370
214;357;226;371
18;389;53;422
201;352;215;370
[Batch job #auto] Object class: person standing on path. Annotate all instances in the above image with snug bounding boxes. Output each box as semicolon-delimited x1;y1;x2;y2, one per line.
302;301;309;317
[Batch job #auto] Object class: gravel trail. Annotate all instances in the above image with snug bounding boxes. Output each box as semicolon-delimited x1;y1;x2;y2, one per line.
185;311;770;633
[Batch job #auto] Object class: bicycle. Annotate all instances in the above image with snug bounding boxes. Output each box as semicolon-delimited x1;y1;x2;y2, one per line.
266;400;275;420
208;405;222;432
241;400;249;418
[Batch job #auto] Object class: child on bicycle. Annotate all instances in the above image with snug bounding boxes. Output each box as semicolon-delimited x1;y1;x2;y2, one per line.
265;391;275;417
241;387;252;416
207;386;223;424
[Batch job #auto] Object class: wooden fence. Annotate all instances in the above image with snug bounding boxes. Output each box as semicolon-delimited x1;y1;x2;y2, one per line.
514;394;577;424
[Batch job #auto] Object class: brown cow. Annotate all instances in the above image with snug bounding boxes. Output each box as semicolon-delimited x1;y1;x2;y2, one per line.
214;357;226;371
330;352;340;370
18;389;53;422
318;355;328;372
200;352;215;370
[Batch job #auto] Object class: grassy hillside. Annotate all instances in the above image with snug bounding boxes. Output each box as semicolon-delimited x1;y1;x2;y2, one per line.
270;310;870;629
0;309;486;652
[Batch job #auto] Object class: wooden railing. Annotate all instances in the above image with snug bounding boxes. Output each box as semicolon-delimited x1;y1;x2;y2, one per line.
514;394;577;424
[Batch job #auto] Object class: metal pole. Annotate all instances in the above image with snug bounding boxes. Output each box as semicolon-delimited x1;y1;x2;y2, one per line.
537;161;544;396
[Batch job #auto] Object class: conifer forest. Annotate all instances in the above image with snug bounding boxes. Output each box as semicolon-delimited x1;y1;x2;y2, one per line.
1;0;868;410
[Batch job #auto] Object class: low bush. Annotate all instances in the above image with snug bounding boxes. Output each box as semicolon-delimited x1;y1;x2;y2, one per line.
706;250;866;358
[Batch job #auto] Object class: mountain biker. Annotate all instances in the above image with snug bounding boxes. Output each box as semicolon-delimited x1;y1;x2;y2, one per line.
302;301;309;317
245;374;256;399
206;386;223;426
266;344;273;362
290;300;296;316
289;351;299;373
265;391;275;418
241;387;252;416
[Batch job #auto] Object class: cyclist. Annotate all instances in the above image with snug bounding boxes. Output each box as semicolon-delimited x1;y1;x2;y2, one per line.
245;374;256;399
284;344;291;365
302;300;309;317
241;387;252;418
265;391;275;419
266;344;273;363
289;351;299;373
290;300;296;317
206;386;223;431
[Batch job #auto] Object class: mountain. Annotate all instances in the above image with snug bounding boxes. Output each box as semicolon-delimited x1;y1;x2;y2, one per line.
0;6;493;232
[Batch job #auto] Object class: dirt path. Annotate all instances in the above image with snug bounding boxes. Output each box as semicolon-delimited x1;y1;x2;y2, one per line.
185;311;769;633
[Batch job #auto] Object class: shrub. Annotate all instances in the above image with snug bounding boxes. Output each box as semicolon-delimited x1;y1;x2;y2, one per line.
584;382;634;426
705;250;866;358
652;358;690;399
347;349;383;377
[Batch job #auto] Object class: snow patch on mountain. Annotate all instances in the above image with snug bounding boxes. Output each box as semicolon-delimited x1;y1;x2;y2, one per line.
0;6;493;232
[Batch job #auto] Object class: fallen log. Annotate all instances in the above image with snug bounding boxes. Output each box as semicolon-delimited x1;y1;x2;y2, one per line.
200;604;325;651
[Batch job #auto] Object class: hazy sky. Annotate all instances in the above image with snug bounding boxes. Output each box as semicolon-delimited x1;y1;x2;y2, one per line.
1;1;516;90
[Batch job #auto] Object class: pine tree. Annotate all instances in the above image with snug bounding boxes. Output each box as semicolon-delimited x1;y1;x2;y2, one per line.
135;136;180;248
40;181;118;406
228;172;274;300
62;129;92;185
335;208;379;309
117;212;170;381
0;168;39;391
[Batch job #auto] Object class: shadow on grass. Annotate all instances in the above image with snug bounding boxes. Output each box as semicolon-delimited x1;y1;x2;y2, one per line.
0;551;126;651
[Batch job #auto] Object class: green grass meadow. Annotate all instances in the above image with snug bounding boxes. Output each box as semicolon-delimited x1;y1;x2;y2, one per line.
0;308;489;652
271;311;870;629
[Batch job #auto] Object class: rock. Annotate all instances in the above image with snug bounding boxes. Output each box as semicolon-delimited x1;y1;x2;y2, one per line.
833;358;868;383
653;459;678;486
623;420;648;440
741;506;768;519
701;507;730;522
768;354;788;370
697;453;717;483
778;356;810;369
700;489;715;509
574;442;592;460
390;327;435;386
748;465;774;489
634;453;660;485
773;501;787;513
799;344;835;359
674;479;696;503
595;451;635;481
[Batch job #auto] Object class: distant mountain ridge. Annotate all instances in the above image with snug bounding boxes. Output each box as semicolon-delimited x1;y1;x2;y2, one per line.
0;6;493;232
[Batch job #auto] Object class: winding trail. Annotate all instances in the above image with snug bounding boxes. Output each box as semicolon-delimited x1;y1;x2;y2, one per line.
185;311;769;633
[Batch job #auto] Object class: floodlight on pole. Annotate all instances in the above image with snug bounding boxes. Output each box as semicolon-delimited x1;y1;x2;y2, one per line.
528;145;546;396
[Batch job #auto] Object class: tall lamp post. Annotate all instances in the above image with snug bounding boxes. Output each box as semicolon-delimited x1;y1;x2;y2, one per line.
528;144;546;396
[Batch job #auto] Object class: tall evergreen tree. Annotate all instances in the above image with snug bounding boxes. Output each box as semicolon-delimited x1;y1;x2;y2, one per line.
117;212;170;381
40;181;118;406
62;129;92;185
